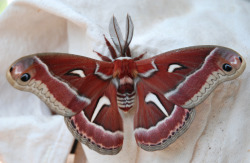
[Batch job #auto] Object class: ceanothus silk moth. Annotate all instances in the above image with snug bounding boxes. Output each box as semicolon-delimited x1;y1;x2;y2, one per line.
6;15;246;155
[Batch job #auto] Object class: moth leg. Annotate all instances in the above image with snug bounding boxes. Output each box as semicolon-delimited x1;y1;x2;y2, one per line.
103;34;118;59
133;52;146;61
93;50;112;62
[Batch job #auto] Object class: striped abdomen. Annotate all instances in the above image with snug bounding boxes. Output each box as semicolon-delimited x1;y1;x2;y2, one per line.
117;91;135;111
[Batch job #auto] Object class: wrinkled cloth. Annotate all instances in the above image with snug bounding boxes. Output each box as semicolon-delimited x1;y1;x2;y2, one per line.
0;0;249;162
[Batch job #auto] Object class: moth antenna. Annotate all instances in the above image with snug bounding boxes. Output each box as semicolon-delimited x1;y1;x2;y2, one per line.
126;47;131;57
124;14;134;57
109;15;125;57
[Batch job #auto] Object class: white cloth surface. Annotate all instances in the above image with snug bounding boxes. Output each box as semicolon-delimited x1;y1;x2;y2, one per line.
0;0;249;163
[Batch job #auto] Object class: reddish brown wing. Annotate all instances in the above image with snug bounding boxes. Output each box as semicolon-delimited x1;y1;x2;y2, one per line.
65;82;123;155
134;46;245;151
7;53;123;155
134;80;195;151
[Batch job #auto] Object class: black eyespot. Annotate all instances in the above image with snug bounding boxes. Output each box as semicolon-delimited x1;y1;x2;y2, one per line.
239;56;242;63
10;67;13;72
20;73;31;82
222;64;232;72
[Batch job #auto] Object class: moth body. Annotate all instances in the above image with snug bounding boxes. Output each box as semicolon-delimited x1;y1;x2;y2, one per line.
113;58;137;111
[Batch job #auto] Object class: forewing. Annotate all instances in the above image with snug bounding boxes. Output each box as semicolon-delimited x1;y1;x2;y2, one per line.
7;53;114;116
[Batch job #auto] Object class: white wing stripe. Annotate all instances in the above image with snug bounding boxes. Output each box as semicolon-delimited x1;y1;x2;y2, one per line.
91;96;111;122
145;93;169;117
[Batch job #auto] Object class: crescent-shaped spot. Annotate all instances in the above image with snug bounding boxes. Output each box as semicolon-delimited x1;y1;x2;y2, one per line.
70;69;85;78
145;93;169;117
91;96;111;122
66;69;85;78
168;64;183;73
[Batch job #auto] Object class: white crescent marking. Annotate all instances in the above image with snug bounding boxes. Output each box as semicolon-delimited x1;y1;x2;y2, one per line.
91;96;111;122
70;70;85;78
168;64;183;73
145;93;169;117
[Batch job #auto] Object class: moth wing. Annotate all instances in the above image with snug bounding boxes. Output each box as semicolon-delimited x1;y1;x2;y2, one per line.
65;82;123;155
8;53;113;115
134;80;195;151
7;53;124;154
136;46;245;108
134;46;245;150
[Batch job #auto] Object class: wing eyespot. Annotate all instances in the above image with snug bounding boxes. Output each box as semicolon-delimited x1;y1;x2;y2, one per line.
20;73;31;82
238;56;242;63
222;63;232;72
10;67;13;72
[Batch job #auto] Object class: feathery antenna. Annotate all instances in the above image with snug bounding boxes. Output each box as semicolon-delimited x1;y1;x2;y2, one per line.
109;15;134;57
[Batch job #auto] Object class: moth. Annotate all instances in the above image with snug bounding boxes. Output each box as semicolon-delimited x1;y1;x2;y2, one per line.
6;15;246;155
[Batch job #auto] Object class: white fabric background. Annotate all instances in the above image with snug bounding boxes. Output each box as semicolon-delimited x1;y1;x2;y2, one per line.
0;0;249;162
